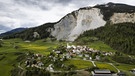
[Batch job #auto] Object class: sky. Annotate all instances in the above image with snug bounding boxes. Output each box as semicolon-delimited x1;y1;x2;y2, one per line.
0;0;135;33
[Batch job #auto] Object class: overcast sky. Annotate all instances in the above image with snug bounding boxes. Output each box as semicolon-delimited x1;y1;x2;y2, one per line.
0;0;135;33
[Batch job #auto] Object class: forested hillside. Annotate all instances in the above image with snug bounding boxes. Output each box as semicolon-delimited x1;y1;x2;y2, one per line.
94;2;135;20
76;23;135;55
0;28;27;37
2;23;55;40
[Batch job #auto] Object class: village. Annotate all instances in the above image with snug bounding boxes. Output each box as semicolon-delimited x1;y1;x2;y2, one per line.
19;43;134;76
0;38;134;76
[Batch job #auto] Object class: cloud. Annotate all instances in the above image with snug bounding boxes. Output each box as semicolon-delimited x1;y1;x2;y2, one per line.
0;25;11;34
0;0;135;34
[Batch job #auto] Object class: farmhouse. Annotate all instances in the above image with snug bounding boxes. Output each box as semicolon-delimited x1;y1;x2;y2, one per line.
92;69;112;76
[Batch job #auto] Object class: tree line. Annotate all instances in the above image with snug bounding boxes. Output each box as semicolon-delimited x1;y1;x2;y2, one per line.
2;23;55;40
77;23;135;55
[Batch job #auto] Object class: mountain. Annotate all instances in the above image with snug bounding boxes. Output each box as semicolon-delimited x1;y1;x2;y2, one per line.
3;2;135;41
76;23;135;55
0;28;27;37
51;2;135;41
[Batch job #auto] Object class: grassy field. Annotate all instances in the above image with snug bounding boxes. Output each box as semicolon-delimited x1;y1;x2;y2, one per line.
64;59;93;69
2;38;59;54
115;63;135;71
0;53;18;76
0;38;135;76
0;39;58;76
114;63;135;76
95;62;118;72
88;41;116;52
0;38;71;76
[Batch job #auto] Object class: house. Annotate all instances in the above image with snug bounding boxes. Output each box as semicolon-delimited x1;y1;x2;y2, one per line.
55;51;61;54
85;54;89;57
130;69;135;74
67;43;71;49
83;58;86;60
66;53;71;59
37;61;44;67
71;45;76;49
96;55;100;60
46;64;54;72
78;54;83;57
92;69;112;76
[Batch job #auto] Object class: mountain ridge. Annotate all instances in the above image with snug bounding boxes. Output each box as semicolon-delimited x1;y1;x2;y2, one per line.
0;28;27;37
2;2;135;41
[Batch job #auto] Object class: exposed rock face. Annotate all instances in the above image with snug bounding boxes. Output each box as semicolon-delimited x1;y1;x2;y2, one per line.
50;3;135;41
51;11;78;41
110;13;135;24
51;8;106;41
3;3;135;41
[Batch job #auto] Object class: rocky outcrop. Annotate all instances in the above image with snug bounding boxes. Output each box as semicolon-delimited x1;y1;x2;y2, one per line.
8;3;135;41
110;13;135;24
51;11;78;41
50;3;135;41
51;8;106;41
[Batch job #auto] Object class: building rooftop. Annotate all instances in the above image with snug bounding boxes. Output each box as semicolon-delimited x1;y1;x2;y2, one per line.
94;69;111;74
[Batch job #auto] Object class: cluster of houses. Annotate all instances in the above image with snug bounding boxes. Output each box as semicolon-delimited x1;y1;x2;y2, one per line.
25;53;56;72
53;43;113;61
25;53;44;69
23;43;135;76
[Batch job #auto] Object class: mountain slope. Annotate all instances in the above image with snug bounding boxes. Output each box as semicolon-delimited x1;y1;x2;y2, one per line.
3;23;55;40
0;28;27;37
3;2;135;41
51;8;106;41
94;2;135;20
51;2;135;41
76;23;135;55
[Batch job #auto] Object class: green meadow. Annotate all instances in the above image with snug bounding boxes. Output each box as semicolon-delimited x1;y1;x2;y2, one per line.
0;38;135;76
64;59;94;70
95;62;118;72
88;41;117;52
0;39;58;76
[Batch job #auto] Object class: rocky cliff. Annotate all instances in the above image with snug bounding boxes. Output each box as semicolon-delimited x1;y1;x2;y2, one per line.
3;3;135;41
51;8;106;41
50;3;135;41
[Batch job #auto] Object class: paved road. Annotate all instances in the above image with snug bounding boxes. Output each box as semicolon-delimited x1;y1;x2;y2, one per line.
91;61;96;67
108;63;120;73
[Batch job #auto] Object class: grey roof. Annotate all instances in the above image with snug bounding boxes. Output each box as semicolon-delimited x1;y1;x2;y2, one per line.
94;69;111;74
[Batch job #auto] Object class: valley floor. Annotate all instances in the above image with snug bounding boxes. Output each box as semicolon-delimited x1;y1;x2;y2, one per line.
0;38;135;76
